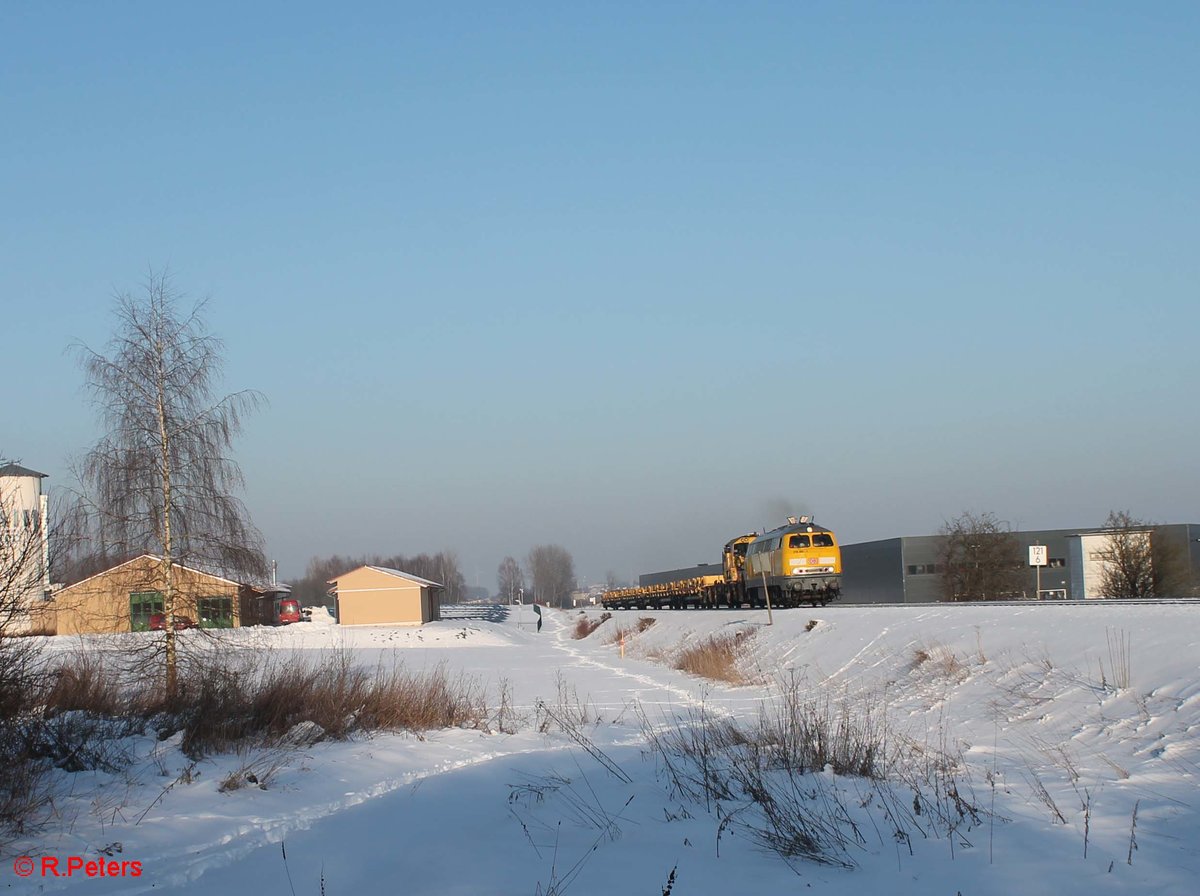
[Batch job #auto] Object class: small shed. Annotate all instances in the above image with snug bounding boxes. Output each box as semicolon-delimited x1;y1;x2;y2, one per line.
327;566;442;626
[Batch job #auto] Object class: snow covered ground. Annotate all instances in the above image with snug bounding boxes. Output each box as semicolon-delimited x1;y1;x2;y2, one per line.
6;602;1198;894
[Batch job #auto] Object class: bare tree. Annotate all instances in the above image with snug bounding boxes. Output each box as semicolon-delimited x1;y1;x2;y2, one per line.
75;273;266;696
391;551;465;604
497;556;524;603
937;511;1023;601
526;544;576;608
1097;510;1160;599
292;550;466;608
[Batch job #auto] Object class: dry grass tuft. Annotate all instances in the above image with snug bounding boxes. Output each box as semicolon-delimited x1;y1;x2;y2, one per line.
40;651;127;717
176;653;488;757
605;616;657;647
573;612;611;639
1;646;492;836
644;674;984;868
911;643;966;678
673;630;755;684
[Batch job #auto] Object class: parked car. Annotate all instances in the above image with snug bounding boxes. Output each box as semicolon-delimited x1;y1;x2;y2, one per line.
276;597;302;624
149;613;197;631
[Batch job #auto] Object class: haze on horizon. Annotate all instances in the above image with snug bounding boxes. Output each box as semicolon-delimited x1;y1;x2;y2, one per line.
3;3;1197;591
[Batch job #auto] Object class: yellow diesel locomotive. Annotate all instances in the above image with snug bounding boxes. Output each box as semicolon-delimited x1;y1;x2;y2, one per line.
743;517;842;607
601;516;842;610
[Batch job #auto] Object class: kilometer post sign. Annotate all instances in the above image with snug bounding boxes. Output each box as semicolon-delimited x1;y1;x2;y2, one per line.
1029;545;1048;599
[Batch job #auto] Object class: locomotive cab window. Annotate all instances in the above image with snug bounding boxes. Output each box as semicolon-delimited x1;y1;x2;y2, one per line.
788;534;811;548
813;533;834;547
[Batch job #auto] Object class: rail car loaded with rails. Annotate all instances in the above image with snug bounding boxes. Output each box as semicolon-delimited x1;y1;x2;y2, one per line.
602;517;842;610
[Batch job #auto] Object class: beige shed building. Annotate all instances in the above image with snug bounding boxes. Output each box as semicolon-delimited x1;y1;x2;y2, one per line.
46;554;257;635
328;566;442;626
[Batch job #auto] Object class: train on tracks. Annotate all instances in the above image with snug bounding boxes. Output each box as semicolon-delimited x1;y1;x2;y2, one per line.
602;516;842;610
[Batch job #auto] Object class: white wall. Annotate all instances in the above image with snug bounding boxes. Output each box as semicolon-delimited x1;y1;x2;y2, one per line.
0;470;50;631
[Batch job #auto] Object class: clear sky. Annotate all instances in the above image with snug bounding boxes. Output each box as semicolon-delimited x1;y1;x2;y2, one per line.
3;2;1197;589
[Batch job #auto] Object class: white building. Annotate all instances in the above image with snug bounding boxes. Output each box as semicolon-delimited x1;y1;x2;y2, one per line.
1067;528;1155;599
0;463;51;632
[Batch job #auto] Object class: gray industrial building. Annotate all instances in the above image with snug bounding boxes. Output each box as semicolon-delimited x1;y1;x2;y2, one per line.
841;523;1200;604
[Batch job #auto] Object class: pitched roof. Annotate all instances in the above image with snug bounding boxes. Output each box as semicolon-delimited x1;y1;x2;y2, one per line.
57;554;247;594
366;566;443;588
327;565;442;588
0;463;48;479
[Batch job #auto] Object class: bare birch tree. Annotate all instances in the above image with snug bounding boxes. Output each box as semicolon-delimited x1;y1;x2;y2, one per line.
76;273;266;695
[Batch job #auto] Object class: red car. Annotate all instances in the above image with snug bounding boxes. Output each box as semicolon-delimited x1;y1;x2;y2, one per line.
276;597;302;624
149;613;197;631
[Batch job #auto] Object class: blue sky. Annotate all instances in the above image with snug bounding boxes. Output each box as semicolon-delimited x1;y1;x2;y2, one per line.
3;2;1197;588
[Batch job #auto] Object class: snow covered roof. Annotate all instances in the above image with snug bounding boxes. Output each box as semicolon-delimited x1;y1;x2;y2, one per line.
0;462;48;478
364;565;442;588
59;553;248;593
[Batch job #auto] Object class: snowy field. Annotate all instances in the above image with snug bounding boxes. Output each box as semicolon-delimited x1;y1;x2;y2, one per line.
6;602;1199;895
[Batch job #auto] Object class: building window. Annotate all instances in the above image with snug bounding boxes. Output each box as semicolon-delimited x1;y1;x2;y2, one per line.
129;591;163;632
198;596;234;628
906;563;940;575
1048;558;1066;568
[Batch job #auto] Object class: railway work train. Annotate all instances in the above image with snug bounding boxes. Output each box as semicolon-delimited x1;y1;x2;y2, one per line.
601;517;842;610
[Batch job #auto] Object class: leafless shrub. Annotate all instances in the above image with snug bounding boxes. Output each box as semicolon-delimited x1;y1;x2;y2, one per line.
23;711;137;773
673;630;754;684
173;652;488;757
358;661;487;733
2;646;492;802
0;731;55;841
605;616;656;647
938;511;1024;601
39;650;126;716
572;612;611;639
767;680;889;779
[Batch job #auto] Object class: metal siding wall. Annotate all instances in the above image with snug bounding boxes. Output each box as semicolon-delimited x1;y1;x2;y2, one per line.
899;536;943;603
840;538;904;604
843;528;1094;605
